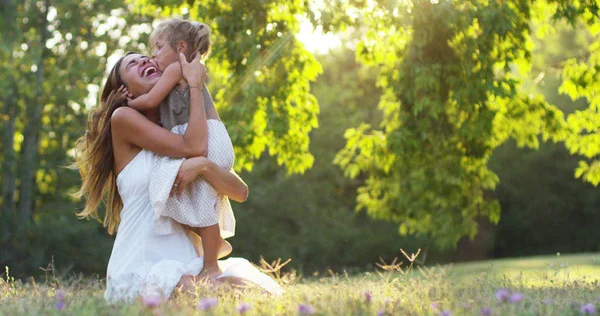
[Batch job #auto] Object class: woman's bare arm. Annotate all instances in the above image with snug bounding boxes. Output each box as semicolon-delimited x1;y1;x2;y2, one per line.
172;156;248;202
111;107;205;158
199;163;248;202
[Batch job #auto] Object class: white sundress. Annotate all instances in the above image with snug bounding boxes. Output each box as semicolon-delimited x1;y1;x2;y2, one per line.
105;149;283;302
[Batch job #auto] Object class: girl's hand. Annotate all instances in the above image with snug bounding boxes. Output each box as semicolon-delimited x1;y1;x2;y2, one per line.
179;52;207;88
170;156;208;198
117;85;133;105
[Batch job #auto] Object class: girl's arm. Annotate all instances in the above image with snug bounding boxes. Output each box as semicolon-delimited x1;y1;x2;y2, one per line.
172;156;248;202
111;53;209;158
127;62;183;110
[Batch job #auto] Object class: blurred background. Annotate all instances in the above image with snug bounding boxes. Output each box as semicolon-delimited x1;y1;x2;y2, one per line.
1;0;600;279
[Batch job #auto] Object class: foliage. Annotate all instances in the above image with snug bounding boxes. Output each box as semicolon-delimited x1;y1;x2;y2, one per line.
491;141;600;257
489;19;600;258
230;46;448;274
0;0;152;273
9;211;112;277
556;2;600;186
334;0;589;248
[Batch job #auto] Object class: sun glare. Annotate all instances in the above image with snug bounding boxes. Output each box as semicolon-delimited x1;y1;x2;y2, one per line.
296;18;342;54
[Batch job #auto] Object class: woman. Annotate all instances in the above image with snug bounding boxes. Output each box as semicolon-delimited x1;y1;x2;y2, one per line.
74;52;282;302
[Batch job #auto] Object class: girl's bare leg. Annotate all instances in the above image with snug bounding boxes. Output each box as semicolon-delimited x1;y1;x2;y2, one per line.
186;225;232;259
190;224;223;280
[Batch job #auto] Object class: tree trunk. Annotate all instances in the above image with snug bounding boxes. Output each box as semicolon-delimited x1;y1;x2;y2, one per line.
455;217;494;262
1;0;19;218
18;0;49;219
1;90;17;216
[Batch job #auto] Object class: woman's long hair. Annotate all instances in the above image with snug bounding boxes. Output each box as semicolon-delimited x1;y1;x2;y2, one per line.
72;52;135;234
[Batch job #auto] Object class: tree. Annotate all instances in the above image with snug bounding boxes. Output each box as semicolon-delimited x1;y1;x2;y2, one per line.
0;0;20;221
230;46;447;273
557;2;600;186
0;0;152;273
334;0;571;248
489;18;600;257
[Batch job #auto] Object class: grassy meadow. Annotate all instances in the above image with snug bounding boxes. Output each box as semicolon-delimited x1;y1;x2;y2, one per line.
2;252;600;315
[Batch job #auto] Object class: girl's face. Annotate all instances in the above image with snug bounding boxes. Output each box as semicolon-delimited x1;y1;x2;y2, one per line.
151;36;180;72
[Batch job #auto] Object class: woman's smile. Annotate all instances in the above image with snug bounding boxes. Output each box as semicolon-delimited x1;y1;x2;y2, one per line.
119;54;163;97
140;63;161;79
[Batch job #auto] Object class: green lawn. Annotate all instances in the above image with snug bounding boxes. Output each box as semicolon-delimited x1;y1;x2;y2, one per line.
447;252;600;283
2;253;600;315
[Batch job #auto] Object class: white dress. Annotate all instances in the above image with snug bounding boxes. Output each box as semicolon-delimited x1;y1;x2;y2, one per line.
105;149;283;302
149;120;236;238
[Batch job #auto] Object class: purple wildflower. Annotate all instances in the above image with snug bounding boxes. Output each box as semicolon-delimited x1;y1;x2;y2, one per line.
142;295;161;308
54;289;65;311
509;292;524;303
385;297;392;305
495;289;510;302
480;307;492;316
364;291;373;304
462;302;471;309
298;303;316;315
198;297;219;311
237;303;252;314
55;300;65;311
377;310;385;316
580;303;596;314
56;289;65;301
431;303;440;310
440;310;452;316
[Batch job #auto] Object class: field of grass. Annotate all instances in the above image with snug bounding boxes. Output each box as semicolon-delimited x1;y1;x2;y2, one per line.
2;252;600;315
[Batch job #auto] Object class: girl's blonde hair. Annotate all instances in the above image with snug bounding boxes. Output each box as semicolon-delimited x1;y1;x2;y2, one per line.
150;18;212;62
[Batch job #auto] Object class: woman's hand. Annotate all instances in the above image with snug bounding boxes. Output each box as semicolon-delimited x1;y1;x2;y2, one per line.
170;156;208;198
179;52;207;88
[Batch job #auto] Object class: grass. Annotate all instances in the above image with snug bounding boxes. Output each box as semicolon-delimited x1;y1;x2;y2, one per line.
2;252;600;315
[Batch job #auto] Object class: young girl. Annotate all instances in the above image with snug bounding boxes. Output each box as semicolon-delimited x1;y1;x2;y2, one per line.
123;19;236;280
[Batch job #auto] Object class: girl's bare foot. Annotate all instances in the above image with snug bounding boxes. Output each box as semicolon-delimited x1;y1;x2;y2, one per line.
198;262;223;281
219;239;232;259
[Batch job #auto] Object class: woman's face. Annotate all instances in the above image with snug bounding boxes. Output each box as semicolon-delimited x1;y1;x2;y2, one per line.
118;54;161;97
152;36;180;72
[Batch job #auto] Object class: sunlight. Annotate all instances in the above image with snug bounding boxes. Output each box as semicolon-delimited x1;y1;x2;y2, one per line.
296;18;341;54
446;253;600;287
